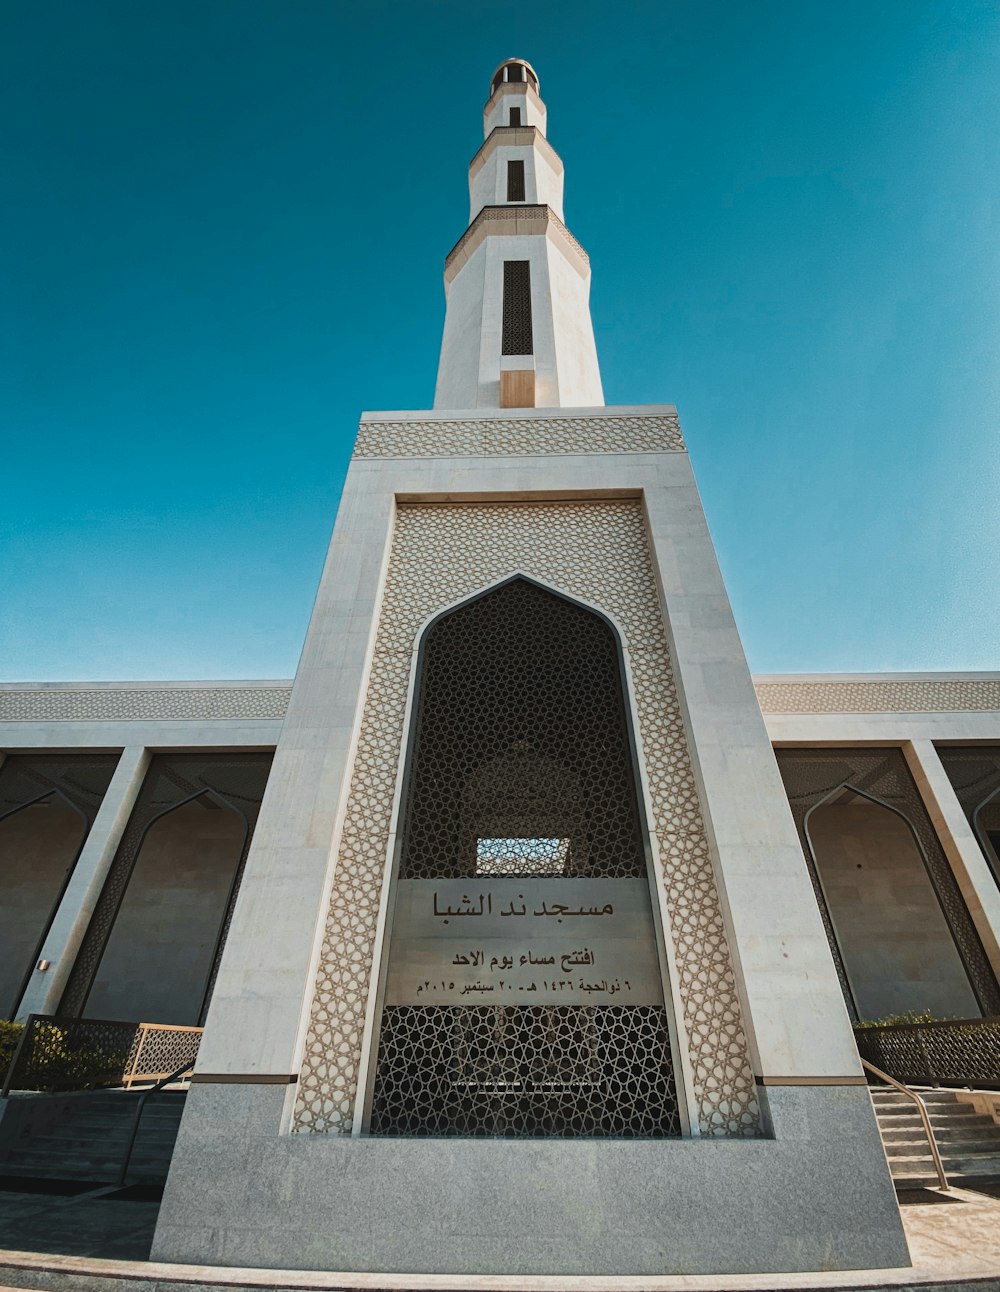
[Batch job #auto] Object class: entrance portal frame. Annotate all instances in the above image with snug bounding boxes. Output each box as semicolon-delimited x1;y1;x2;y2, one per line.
355;572;695;1138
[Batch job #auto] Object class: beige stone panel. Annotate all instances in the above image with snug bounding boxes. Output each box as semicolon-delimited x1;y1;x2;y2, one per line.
641;455;863;1081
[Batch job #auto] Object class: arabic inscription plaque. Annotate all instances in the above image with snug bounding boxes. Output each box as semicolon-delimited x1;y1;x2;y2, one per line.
385;878;664;1006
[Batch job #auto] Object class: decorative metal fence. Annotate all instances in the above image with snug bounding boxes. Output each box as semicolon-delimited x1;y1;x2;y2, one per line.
1;1014;203;1096
854;1017;1000;1090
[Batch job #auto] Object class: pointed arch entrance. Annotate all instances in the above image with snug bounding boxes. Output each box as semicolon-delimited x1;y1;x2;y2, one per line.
367;577;680;1137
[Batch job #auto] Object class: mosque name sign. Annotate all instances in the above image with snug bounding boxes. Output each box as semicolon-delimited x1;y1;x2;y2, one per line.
385;878;664;1006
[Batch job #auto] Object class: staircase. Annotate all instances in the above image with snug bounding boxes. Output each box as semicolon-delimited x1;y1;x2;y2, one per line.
0;1088;186;1186
871;1086;1000;1189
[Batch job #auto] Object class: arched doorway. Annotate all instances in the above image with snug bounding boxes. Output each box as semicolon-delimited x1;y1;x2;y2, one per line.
776;747;1000;1020
59;752;274;1024
368;577;679;1138
805;785;979;1020
84;790;248;1025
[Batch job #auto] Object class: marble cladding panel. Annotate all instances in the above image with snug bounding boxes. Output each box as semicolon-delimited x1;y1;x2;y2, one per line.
292;500;760;1138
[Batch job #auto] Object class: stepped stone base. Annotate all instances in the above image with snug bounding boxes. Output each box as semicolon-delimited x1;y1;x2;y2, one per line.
870;1087;1000;1190
150;1083;908;1277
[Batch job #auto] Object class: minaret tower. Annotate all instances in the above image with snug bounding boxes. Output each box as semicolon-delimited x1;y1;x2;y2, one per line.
155;58;909;1281
434;59;604;410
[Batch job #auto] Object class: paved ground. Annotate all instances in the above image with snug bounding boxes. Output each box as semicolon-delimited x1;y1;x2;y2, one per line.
0;1179;159;1261
0;1179;999;1290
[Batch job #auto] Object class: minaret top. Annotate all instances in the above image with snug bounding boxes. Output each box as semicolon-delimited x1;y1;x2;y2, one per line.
484;58;546;138
489;58;540;97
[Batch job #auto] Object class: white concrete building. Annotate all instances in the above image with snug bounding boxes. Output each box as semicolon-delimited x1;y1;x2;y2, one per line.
2;58;999;1282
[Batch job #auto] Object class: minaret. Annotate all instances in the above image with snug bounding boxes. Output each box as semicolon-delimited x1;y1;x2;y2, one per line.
433;58;604;410
154;57;909;1281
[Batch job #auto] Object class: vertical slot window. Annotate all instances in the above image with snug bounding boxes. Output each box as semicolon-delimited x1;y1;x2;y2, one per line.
501;261;533;356
506;159;525;202
509;107;521;126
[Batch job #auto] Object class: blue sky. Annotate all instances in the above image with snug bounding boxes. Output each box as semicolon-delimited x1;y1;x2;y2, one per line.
2;0;999;680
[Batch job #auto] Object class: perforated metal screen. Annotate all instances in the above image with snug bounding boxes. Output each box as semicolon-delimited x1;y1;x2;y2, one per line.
502;260;533;356
370;579;679;1138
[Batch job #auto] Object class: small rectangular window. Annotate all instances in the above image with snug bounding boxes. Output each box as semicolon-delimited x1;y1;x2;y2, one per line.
506;159;525;202
502;260;533;356
508;65;523;82
509;107;521;126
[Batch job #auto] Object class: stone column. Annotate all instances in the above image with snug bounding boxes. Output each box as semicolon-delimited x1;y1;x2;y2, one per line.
17;746;150;1018
905;739;1000;977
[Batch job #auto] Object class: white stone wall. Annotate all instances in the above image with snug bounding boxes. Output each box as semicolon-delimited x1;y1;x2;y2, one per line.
468;139;564;221
434;231;601;409
546;234;604;406
483;86;546;136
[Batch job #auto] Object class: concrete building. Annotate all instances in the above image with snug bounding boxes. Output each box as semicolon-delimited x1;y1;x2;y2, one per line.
2;58;1000;1280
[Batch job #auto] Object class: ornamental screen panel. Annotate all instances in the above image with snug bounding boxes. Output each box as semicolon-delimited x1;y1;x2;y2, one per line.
501;260;533;356
368;578;679;1138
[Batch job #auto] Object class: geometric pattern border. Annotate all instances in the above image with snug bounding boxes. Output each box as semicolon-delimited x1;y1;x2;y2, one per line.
353;414;685;459
0;686;292;723
292;500;760;1138
755;678;1000;714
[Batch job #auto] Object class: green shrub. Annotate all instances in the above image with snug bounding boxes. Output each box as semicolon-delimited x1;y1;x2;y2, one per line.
26;1025;126;1091
1;1020;127;1093
0;1019;25;1087
854;1009;941;1029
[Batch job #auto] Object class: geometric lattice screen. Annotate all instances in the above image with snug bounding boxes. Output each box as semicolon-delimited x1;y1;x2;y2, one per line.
369;578;680;1137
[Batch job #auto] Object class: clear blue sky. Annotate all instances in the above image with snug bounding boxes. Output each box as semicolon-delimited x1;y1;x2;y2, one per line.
2;1;999;681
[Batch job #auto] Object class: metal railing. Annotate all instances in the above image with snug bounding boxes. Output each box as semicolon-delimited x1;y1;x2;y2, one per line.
854;1017;1000;1090
861;1057;949;1191
119;1057;195;1187
1;1014;202;1096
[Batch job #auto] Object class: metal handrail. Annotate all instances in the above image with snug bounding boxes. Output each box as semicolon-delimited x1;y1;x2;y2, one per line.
118;1058;194;1187
861;1057;949;1191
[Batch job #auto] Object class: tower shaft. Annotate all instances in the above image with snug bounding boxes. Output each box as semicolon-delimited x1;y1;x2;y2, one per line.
433;59;604;410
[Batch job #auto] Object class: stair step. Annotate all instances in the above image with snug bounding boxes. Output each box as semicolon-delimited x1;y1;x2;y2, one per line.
0;1089;187;1186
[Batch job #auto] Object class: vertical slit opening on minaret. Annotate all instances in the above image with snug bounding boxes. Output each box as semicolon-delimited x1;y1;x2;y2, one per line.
509;107;521;126
502;260;533;356
507;160;525;202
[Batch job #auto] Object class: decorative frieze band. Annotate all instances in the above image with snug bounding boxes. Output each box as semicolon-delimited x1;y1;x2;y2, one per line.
755;677;1000;715
0;685;292;723
353;413;685;460
444;204;588;282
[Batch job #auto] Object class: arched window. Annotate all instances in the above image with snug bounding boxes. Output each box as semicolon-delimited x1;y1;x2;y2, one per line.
368;578;679;1138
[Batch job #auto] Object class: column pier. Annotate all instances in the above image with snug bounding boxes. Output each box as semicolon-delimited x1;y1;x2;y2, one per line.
17;746;150;1018
905;739;1000;979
